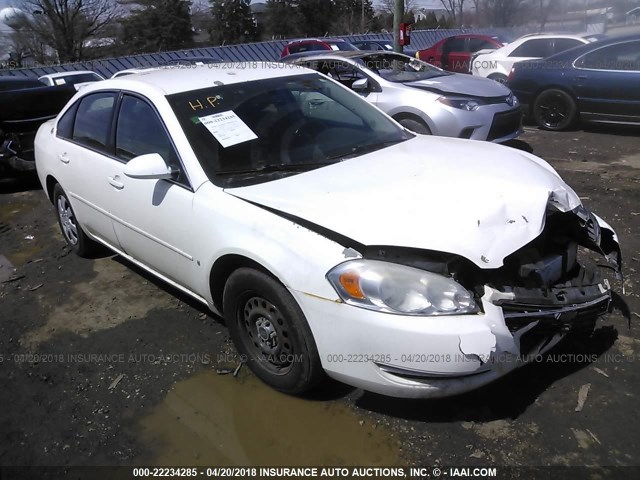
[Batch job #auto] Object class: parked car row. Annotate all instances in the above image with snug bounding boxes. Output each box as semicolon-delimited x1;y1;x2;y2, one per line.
32;61;622;400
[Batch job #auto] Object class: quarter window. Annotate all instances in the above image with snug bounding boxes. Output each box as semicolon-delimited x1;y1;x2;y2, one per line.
72;92;117;151
552;38;584;55
577;41;640;71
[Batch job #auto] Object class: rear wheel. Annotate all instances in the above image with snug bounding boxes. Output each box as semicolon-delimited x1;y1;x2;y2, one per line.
398;117;432;135
53;184;98;257
533;89;577;131
223;268;324;394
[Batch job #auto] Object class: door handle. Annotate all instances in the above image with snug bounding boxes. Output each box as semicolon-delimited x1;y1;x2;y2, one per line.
107;176;124;190
58;153;70;164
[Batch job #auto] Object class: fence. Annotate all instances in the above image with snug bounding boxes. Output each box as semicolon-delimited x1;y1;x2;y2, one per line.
0;28;531;79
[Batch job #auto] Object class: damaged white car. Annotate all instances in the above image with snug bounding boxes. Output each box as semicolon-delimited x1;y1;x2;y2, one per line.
34;64;622;398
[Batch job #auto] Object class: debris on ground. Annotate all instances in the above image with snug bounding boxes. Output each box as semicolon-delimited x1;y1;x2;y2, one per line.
29;284;43;292
593;368;609;378
108;374;125;390
215;367;234;375
575;384;591;412
2;274;25;283
232;362;243;377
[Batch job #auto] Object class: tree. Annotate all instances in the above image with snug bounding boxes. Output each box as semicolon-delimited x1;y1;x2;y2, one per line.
264;0;301;38
297;0;333;37
120;0;193;54
209;0;258;45
482;0;528;27
21;0;118;62
332;0;374;34
439;0;465;27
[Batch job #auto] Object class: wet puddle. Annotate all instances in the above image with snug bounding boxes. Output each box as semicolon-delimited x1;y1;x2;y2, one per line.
137;371;401;465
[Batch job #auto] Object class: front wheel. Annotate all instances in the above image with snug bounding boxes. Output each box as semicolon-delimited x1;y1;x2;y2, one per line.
53;184;98;257
533;89;577;131
223;268;324;394
398;117;432;135
488;73;508;84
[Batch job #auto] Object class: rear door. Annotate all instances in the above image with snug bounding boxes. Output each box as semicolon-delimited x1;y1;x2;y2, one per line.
505;38;554;72
54;91;122;248
573;40;640;122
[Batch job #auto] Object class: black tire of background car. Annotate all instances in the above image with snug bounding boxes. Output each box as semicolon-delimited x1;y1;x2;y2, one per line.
398;117;432;135
53;184;98;257
223;268;325;395
533;89;578;131
488;73;508;84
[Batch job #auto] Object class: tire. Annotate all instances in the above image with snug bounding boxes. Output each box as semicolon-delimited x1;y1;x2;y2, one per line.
398;117;432;135
223;268;324;394
533;89;577;131
488;73;508;84
53;184;98;257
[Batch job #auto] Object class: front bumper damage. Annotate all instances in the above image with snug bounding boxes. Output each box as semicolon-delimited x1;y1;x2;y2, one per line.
296;206;622;399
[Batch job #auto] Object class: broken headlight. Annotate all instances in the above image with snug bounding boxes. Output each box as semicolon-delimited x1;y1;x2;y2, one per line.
326;260;478;316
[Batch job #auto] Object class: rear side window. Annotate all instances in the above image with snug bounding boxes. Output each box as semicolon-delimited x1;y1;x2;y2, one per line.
71;92;117;151
289;43;328;54
552;38;584;55
510;39;553;58
577;41;640;71
57;102;80;139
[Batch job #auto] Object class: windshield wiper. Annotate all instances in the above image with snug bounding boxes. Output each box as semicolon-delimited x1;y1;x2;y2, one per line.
325;139;407;161
217;162;335;175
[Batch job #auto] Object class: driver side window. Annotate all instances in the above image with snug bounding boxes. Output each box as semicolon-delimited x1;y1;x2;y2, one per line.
115;95;188;186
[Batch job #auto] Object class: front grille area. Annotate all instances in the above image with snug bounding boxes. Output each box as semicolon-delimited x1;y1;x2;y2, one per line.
503;295;610;355
487;108;522;141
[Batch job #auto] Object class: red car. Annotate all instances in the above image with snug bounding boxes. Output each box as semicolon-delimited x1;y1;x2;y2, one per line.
280;38;358;58
416;34;505;73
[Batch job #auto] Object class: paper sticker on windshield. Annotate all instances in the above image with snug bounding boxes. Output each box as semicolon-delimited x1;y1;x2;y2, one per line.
199;110;257;148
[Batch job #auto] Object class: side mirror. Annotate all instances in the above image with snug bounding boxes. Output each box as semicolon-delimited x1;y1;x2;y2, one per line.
351;78;369;92
123;153;174;180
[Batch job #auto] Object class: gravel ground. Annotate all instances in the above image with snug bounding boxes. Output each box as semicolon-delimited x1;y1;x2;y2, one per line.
0;125;639;473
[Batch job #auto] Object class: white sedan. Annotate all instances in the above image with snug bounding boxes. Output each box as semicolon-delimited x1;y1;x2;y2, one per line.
34;64;622;398
38;70;105;90
471;34;592;83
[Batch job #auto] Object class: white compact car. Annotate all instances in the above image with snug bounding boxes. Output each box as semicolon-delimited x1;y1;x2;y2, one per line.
38;70;105;90
471;34;593;83
34;64;622;399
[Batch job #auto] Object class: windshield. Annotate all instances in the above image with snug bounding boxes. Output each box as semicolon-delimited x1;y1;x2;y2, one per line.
359;54;449;82
57;73;102;85
167;73;411;187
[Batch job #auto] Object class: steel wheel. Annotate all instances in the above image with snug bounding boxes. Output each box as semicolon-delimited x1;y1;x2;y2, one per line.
533;89;577;131
223;268;324;394
57;194;79;246
241;296;293;374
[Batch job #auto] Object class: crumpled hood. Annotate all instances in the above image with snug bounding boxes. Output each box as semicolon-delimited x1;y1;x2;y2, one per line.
226;136;581;269
406;73;510;98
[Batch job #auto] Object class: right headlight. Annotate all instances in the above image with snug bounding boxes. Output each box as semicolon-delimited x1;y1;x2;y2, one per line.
326;260;479;316
437;96;485;111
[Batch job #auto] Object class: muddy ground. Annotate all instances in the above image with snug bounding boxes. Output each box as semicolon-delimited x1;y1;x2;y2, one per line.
0;125;639;470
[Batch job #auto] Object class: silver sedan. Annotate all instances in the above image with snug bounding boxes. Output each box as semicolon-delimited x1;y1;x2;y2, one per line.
284;51;522;142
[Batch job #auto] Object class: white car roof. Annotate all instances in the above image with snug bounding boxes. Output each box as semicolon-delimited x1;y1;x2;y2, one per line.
39;70;101;79
86;62;311;96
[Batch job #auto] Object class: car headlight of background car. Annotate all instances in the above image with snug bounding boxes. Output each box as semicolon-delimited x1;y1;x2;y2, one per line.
437;96;485;112
326;260;478;316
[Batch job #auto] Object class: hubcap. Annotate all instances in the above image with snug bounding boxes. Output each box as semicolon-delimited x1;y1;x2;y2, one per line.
57;196;78;245
242;296;293;371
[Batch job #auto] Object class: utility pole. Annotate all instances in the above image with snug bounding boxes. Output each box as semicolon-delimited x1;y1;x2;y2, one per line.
393;0;404;53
